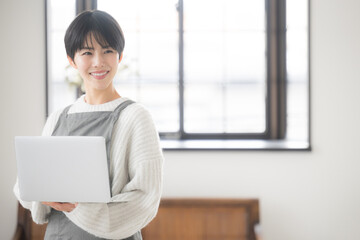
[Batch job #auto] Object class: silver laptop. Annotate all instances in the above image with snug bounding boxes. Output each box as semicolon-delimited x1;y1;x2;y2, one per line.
15;136;111;203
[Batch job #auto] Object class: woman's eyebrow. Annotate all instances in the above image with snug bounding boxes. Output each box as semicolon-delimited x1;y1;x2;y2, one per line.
80;46;111;50
80;47;94;50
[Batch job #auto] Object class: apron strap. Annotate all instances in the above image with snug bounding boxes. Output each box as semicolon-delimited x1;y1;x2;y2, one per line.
112;99;135;117
51;104;72;136
110;99;135;126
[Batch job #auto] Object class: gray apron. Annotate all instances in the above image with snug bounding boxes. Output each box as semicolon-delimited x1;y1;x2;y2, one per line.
44;99;142;240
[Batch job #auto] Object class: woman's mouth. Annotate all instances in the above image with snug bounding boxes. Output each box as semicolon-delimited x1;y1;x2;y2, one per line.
90;71;109;80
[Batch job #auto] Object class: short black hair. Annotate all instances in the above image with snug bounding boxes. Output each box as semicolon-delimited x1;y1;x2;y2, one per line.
64;10;125;60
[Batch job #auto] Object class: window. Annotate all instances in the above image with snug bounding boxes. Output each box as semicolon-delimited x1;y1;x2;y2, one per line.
46;0;310;150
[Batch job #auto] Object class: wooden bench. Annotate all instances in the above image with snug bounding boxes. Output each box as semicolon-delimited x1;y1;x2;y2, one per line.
142;198;260;240
13;198;260;240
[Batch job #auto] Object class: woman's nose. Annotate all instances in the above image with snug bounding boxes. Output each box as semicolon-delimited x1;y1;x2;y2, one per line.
92;53;105;67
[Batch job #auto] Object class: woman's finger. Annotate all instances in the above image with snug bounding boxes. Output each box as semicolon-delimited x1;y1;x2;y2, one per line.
41;202;77;212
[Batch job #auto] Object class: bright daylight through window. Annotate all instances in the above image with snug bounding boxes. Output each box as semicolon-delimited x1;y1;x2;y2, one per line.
46;0;309;150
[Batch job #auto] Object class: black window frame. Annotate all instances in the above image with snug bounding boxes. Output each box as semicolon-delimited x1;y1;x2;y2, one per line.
165;0;288;141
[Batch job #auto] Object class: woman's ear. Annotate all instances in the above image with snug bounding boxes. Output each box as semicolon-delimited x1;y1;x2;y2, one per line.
67;56;77;69
119;52;124;63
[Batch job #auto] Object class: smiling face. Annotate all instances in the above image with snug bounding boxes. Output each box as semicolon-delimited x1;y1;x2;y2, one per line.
68;34;122;95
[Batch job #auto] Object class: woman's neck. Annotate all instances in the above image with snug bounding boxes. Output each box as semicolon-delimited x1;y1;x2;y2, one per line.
84;87;121;105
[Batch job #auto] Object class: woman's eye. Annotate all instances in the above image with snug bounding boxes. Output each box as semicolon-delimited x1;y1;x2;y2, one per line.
105;50;114;54
82;52;92;56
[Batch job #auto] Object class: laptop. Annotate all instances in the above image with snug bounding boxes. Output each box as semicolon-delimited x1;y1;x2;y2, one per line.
15;136;111;203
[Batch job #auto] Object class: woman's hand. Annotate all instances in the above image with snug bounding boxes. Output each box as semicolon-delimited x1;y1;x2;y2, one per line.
41;202;78;212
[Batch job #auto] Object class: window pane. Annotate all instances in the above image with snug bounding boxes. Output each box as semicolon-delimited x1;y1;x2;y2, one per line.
98;0;179;133
47;0;76;114
286;0;309;141
184;0;266;133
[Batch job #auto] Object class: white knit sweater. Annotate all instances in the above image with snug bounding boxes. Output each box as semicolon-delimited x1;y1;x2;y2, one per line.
13;96;164;239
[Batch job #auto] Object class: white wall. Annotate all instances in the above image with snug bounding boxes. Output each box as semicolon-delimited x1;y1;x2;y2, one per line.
0;0;46;239
1;0;360;239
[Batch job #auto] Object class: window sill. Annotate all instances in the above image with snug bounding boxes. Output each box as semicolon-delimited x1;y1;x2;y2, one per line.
160;139;311;151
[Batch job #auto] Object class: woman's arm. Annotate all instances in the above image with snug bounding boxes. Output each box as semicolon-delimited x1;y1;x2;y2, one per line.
13;178;32;210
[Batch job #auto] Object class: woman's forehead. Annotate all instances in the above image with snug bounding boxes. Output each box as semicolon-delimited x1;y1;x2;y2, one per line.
81;32;109;49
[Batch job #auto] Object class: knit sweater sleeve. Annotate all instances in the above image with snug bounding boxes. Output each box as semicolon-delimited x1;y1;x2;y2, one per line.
64;104;164;239
13;108;63;224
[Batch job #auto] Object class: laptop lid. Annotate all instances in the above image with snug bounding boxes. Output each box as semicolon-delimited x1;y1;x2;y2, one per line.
15;136;111;203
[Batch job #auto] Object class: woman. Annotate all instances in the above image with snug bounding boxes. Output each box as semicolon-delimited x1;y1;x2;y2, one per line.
14;10;163;240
